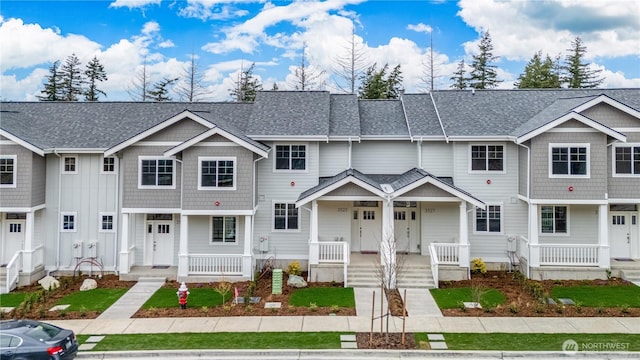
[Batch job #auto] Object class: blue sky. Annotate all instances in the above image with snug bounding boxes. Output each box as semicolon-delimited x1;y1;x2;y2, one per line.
1;0;639;101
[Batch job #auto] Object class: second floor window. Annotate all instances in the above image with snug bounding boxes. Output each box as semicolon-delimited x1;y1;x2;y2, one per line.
140;158;174;188
0;156;16;187
471;145;503;171
61;212;76;232
100;214;114;232
614;145;640;175
199;157;235;189
550;144;589;177
275;145;306;170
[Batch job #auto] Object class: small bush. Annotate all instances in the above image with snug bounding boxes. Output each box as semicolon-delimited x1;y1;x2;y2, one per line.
535;303;546;314
471;258;487;275
620;304;630;314
309;302;318;312
330;304;340;313
509;302;519;314
287;261;302;276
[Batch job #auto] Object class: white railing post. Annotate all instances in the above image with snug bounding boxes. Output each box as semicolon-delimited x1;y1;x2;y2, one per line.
342;242;349;288
243;215;252;277
178;215;189;278
429;244;439;289
458;202;469;268
528;204;540;267
22;212;34;273
598;204;610;268
119;213;130;274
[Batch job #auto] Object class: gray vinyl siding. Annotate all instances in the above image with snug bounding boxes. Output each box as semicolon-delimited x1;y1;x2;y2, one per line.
317;201;351;242
352;141;417;174
538;205;598;245
580;103;639;128
518;144;528;197
121;146;181;209
0;144;33;207
42;156;60;270
31;153;46;206
187;215;245;254
144;119;209;142
421;142;453;177
608;133;640;200
253;141;318;258
319;142;349;176
421;202;458;254
529;132;607;200
181;141;254;211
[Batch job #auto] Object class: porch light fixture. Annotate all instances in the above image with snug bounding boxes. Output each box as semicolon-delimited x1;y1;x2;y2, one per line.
215;200;220;206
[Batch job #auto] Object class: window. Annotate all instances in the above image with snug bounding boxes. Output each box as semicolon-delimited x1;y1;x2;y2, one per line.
102;156;116;173
541;206;567;234
100;213;115;232
211;216;236;243
549;144;589;177
61;212;77;232
274;203;298;230
0;155;16;187
62;155;77;174
614;145;640;176
275;145;306;170
475;205;502;233
139;157;174;188
470;145;504;172
199;157;235;190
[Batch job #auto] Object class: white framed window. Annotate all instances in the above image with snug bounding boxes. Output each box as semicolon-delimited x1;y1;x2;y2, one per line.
61;212;77;232
210;216;237;244
101;156;117;174
198;157;236;190
474;204;503;234
274;144;306;171
62;155;78;174
0;155;16;188
273;202;299;231
549;143;589;178
99;212;115;232
613;144;640;177
138;156;175;189
540;205;568;235
470;144;504;172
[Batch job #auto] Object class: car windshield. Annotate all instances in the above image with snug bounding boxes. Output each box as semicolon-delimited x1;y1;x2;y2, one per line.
23;323;61;341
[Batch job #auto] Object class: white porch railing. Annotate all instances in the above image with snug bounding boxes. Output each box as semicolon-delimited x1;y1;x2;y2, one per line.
188;254;244;275
538;244;599;266
516;235;529;261
431;243;460;264
428;244;440;289
318;242;349;263
3;251;22;294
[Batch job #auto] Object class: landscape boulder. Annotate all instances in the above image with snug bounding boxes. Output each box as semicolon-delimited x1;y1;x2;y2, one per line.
38;275;60;290
287;274;308;288
80;278;98;291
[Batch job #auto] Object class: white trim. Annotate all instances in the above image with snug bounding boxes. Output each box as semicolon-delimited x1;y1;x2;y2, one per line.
272;201;301;233
61;211;77;232
104;110;214;156
273;143;309;173
209;215;239;245
517;112;626;144
248;135;327;141
122;208;181;214
194;142;240;147
472;202;504;235
538;205;570;237
138;156;177;189
0;204;45;213
181;209;255;216
295;177;388;208
164;128;268;158
99;212;116;233
391;177;485;209
612;143;640;177
134;141;182;147
468;143;507;174
547;128;599;133
529;199;608;205
100;156;118;175
614;128;640;133
0;130;45;156
61;155;78;174
572;94;640;119
548;143;590;179
606;199;640;204
0;155;17;188
197;156;237;191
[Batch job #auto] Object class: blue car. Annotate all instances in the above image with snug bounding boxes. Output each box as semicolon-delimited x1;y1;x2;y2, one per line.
0;319;78;360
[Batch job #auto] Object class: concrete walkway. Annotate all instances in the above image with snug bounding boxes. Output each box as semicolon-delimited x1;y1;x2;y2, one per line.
97;277;165;320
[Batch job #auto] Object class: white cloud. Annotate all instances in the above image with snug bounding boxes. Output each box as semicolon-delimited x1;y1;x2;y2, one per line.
407;23;432;34
159;40;175;48
109;0;161;9
178;0;253;21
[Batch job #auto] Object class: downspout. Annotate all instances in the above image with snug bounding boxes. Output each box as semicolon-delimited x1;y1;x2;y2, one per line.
302;205;313;279
113;154;120;273
252;151;269;276
52;150;62;274
348;138;352;169
174;157;183;269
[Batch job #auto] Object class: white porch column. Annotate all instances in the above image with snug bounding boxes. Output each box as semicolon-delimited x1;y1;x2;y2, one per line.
22;212;35;272
458;201;469;268
380;199;396;288
118;213;130;274
243;215;252;277
178;215;189;278
598;204;610;268
529;203;540;267
308;201;320;266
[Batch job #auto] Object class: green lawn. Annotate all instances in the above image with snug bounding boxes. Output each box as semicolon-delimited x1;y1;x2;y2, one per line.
289;287;355;307
142;287;230;309
550;285;640;307
0;292;27;307
56;288;129;311
429;287;506;309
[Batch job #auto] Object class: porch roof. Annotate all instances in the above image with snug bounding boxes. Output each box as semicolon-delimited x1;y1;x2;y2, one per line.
295;167;485;208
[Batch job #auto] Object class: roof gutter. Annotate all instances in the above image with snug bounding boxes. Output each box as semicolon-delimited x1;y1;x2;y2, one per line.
429;92;448;143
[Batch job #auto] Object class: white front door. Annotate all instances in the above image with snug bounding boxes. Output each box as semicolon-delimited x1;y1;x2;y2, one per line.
351;206;381;253
147;221;174;266
394;208;419;253
610;212;637;258
1;219;25;265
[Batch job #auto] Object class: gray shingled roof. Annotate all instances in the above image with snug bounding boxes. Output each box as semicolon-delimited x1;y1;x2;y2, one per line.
358;99;409;137
401;94;444;138
247;91;330;136
329;94;360;137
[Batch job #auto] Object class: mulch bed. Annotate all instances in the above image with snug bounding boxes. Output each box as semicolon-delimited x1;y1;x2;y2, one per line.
356;332;416;349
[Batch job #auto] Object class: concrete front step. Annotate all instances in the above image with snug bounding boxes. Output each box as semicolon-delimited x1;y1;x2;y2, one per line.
347;264;435;288
621;270;640;281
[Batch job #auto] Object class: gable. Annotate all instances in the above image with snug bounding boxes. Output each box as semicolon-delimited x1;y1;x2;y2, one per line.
144;119;209;142
325;183;380;197
580;103;640;128
401;183;455;198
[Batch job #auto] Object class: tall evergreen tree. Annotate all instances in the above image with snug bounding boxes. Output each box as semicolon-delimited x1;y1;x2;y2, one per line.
175;52;206;102
563;37;604;88
37;61;64;101
59;53;84;101
84;56;108;101
358;63;403;99
514;51;561;88
147;77;178;102
469;31;501;89
229;62;263;102
449;59;468;90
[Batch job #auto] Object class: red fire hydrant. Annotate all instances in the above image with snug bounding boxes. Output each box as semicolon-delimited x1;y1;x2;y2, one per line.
177;282;189;309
